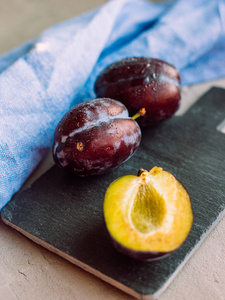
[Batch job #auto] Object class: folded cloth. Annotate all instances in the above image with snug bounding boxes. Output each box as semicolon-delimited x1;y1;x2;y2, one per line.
0;0;224;210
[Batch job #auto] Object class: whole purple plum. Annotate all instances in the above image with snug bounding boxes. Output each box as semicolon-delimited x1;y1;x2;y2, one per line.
94;57;181;127
53;98;141;176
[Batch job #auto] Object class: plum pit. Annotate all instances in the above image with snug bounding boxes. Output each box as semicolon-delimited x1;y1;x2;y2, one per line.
130;184;167;234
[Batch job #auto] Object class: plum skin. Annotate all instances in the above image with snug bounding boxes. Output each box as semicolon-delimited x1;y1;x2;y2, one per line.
52;98;141;176
94;57;181;127
107;228;171;261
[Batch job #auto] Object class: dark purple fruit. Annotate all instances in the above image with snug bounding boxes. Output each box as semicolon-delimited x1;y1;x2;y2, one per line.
94;57;181;127
52;98;141;176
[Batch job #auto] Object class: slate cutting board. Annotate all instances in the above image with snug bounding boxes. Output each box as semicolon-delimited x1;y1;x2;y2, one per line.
1;87;225;300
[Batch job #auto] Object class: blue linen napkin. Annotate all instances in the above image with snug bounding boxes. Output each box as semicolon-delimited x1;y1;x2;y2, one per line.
0;0;225;210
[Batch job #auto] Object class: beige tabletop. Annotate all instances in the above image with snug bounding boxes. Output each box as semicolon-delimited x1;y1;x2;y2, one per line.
0;1;224;300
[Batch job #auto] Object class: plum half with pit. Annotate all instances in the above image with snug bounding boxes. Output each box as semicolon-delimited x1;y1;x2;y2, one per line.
104;167;193;261
94;57;181;127
52;98;141;176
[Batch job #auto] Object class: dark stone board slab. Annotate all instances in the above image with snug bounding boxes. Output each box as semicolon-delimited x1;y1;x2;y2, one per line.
1;87;225;299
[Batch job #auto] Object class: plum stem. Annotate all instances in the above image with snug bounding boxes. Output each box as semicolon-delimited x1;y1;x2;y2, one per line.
137;168;146;176
132;108;146;120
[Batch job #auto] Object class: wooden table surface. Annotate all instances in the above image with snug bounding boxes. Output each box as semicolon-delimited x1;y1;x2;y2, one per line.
0;1;224;300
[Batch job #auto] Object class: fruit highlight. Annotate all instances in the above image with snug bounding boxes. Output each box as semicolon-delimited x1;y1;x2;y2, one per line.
104;167;193;261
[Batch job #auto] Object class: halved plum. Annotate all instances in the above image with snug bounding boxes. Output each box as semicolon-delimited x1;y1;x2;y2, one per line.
104;167;193;260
